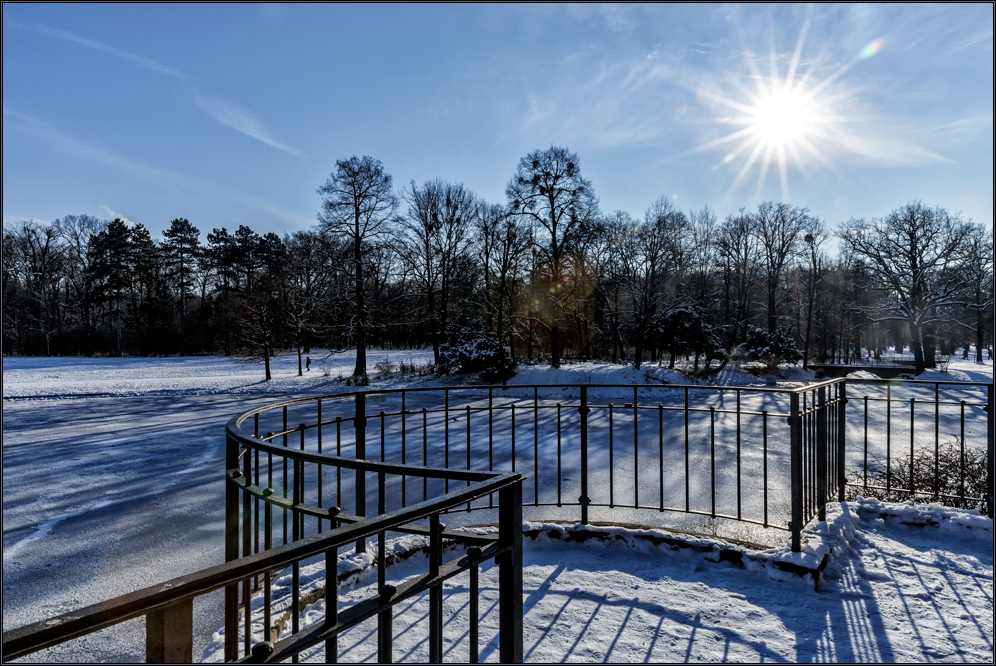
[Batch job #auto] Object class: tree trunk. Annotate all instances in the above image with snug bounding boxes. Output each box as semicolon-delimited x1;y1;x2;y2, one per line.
353;234;366;377
909;321;926;375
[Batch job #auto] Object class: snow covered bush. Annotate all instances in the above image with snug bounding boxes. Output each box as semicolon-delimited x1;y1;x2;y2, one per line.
653;305;726;370
437;327;516;381
739;326;802;366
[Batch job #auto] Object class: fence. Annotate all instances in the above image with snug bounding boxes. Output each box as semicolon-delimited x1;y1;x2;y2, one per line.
3;377;991;663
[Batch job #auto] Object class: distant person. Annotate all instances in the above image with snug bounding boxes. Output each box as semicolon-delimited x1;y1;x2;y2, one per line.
306;356;312;371
988;345;993;361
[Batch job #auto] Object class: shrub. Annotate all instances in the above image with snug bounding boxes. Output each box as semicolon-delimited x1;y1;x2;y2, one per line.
846;438;989;515
739;326;802;365
437;328;516;381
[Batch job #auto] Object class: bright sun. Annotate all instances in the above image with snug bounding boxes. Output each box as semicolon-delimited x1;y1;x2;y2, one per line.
681;12;880;203
751;88;812;148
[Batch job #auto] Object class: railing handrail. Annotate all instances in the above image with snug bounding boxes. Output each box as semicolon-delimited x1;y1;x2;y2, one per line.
2;467;519;661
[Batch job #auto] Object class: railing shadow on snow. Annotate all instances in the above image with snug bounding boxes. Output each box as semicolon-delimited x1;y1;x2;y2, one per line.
2;378;992;663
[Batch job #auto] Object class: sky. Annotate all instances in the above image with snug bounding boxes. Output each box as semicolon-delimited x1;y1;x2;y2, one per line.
2;4;993;239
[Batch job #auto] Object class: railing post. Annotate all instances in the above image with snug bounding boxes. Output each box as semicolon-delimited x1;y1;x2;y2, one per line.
790;392;803;552
428;515;443;663
838;382;847;502
579;386;590;524
355;392;367;554
224;431;240;662
817;386;828;522
377;584;396;664
145;599;193;663
987;383;994;519
498;480;523;664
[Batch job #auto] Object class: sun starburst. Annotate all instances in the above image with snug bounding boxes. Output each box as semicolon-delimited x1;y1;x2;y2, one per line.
683;14;884;203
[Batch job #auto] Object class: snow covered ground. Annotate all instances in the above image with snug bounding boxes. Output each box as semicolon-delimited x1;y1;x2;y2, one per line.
2;350;992;662
200;499;993;663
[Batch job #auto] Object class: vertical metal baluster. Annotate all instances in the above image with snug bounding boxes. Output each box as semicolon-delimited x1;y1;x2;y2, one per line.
633;387;639;508
557;403;562;506
736;390;742;521
444;390;450;494
428;514;443;663
254;447;260;560
318;400;323;525
838;381;847;503
291;463;301;664
817;387;827;522
489;389;495;510
934;384;940;500
378;473;386;588
467;404;473;511
762;410;768;527
401;392;407;506
534;386;540;506
355;394;366;555
377;582;395;664
263;492;272;646
960;400;966;501
242;444;251;657
790;392;803;552
609;403;615;508
684;388;690;513
511;403;517;473
299;425;306;538
864;395;869;492
468;546;482;664
325;540;338;663
658;404;664;512
580;386;590;524
423;408;428;502
910;397;916;499
710;406;716;518
282;407;289;546
886;384;892;496
336;417;342;510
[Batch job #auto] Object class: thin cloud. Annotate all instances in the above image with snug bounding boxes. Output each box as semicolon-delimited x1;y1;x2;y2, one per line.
3;109;313;228
98;206;136;227
195;94;306;157
17;21;186;79
14;21;304;157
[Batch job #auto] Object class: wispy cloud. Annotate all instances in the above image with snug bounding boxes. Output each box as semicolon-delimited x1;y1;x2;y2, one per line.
98;206;136;227
13;21;304;157
194;94;305;157
18;21;186;79
3;109;313;228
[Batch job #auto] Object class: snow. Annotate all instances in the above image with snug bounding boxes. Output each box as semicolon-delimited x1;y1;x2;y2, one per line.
2;350;992;662
199;502;993;663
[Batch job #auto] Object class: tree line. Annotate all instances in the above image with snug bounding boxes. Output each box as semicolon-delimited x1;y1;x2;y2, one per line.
3;147;993;377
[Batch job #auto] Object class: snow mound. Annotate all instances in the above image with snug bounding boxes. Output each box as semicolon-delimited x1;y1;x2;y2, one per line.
852;496;992;533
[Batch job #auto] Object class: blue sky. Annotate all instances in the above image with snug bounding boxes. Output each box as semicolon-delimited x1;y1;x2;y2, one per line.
3;3;992;238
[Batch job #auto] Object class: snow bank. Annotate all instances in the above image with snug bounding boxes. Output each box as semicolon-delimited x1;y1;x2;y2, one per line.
851;496;993;533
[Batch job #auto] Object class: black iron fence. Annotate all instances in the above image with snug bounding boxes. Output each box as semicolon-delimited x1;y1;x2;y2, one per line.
3;377;991;664
843;379;993;512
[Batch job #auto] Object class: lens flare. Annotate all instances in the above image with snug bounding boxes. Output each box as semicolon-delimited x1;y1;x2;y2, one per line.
860;38;885;60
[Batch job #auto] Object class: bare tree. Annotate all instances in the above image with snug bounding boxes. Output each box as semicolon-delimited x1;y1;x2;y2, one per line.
839;201;973;374
952;225;994;362
751;201;812;334
624;196;689;369
716;209;762;347
506;146;599;367
400;179;476;364
318;156;398;376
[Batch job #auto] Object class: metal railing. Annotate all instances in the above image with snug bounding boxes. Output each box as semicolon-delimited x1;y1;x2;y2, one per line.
3;377;991;663
843;379;993;513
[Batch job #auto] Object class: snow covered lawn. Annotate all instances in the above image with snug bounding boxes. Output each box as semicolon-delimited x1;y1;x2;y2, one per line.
3;351;992;662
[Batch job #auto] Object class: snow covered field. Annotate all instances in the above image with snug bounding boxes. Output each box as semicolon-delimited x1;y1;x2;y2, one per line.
2;351;992;662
